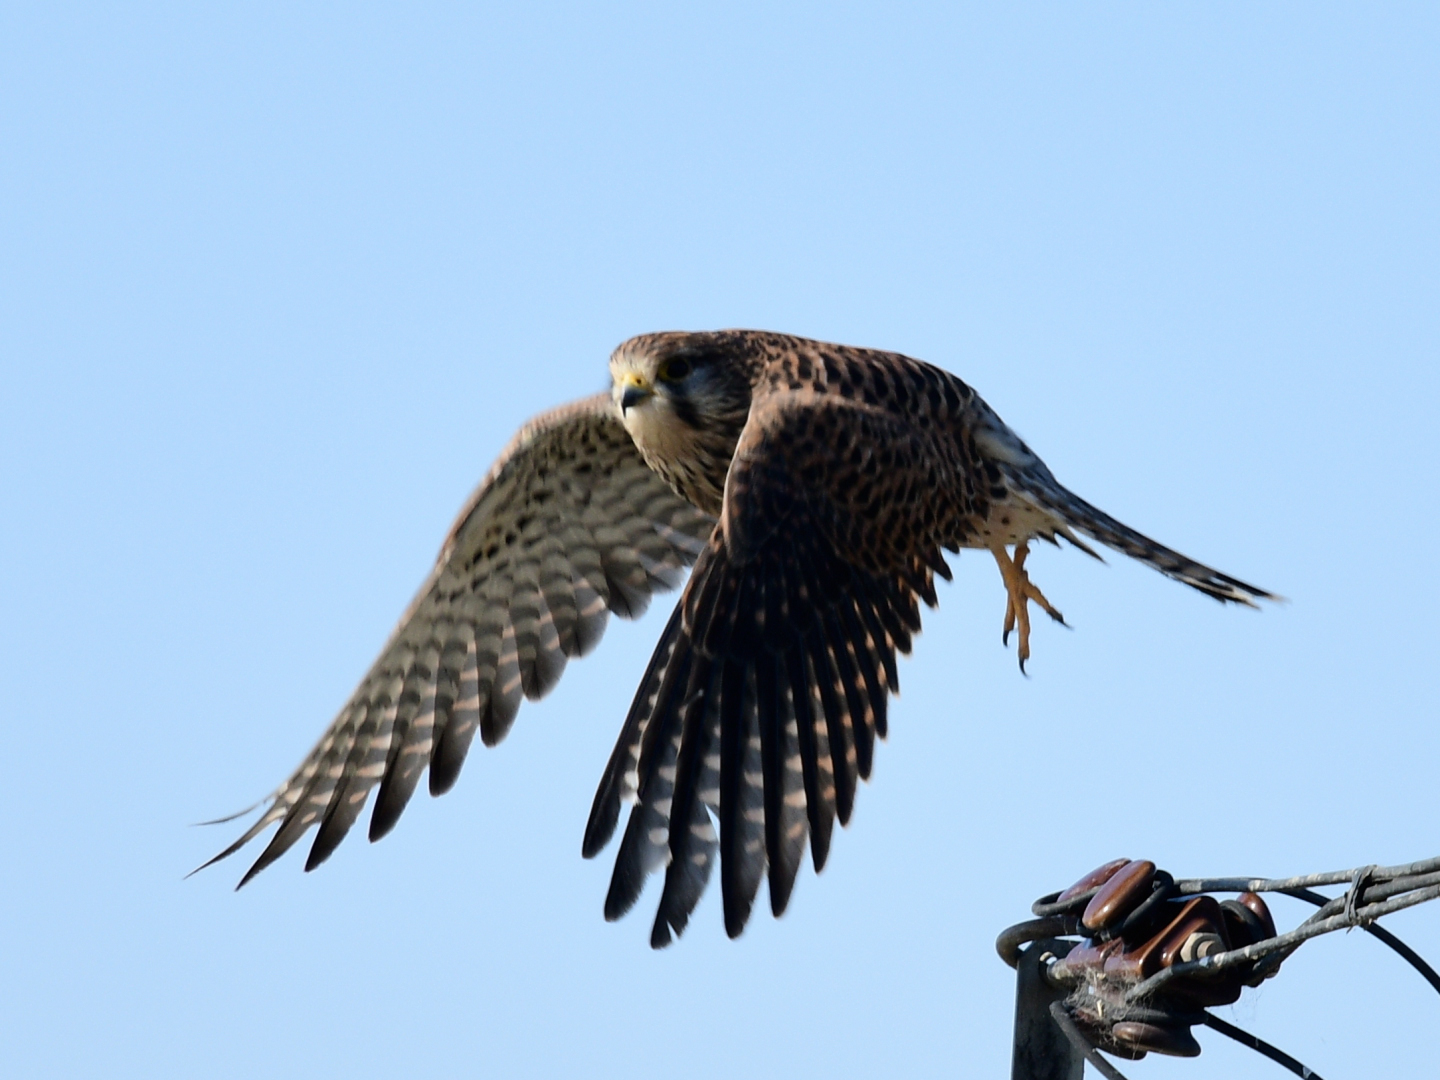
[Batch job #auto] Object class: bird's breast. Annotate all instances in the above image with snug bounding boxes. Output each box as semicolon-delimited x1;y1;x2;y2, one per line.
623;408;731;516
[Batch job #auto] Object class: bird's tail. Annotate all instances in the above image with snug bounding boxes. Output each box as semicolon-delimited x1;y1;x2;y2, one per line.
1005;466;1278;607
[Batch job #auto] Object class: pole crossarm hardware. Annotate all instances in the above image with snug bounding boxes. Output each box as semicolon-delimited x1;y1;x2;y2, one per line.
998;854;1440;1079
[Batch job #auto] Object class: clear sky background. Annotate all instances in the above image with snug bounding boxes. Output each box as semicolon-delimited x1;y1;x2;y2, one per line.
2;4;1437;1078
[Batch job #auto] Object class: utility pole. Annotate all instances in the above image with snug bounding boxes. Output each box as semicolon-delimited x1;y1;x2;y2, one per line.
1011;937;1083;1080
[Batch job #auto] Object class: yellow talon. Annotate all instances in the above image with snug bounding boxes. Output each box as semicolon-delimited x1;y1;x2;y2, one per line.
991;541;1066;671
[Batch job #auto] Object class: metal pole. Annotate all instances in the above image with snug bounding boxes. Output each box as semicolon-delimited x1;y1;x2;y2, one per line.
1012;938;1084;1080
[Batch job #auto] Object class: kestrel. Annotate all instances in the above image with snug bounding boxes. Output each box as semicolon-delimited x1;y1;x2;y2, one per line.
201;330;1274;945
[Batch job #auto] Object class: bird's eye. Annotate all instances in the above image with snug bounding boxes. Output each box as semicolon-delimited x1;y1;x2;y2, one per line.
659;357;692;382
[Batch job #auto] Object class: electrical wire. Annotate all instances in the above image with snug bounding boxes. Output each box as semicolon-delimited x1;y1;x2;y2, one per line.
1283;886;1440;997
995;916;1083;968
1046;1001;1132;1080
1200;1013;1324;1080
1171;857;1440;898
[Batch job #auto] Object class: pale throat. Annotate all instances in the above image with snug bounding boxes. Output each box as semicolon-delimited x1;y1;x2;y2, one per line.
620;396;729;515
621;395;699;467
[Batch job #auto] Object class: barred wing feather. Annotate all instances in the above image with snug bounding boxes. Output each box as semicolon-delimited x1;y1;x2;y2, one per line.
586;395;947;945
200;394;715;886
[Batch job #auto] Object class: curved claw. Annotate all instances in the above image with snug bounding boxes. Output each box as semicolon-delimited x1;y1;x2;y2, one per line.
991;541;1064;670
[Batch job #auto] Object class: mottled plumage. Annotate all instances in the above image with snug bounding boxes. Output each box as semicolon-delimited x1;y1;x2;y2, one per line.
203;330;1274;945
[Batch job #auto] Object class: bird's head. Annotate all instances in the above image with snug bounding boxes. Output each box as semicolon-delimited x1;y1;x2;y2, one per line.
608;331;757;513
611;331;752;438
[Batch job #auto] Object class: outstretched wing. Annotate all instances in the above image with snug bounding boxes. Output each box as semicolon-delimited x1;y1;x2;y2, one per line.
202;393;715;886
585;392;959;945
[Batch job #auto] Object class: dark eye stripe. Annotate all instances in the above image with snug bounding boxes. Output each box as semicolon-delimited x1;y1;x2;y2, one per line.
670;394;702;429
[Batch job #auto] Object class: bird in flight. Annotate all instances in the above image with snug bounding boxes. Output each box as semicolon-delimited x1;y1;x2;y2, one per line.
199;330;1274;946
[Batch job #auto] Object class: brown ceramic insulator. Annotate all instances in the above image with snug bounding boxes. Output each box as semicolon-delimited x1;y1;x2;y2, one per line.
1105;896;1226;981
1146;896;1248;1005
1084;1025;1147;1061
1057;858;1131;903
1237;892;1277;939
1101;944;1145;981
1111;1021;1201;1058
1055;937;1125;977
1220;899;1266;948
1165;974;1245;1008
1082;860;1157;932
1157;896;1228;970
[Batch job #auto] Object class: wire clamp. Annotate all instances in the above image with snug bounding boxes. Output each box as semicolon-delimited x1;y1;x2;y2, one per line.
1344;864;1377;928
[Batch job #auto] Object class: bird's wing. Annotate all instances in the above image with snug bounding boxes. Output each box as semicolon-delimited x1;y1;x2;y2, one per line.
201;393;715;886
586;391;957;946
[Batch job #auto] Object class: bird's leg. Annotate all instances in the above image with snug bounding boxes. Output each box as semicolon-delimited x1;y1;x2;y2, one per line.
990;541;1066;671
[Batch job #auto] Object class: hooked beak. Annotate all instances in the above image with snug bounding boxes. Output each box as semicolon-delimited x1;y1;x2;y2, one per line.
618;373;653;414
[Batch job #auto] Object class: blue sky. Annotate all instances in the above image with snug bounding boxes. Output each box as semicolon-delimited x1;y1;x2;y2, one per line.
2;4;1438;1077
